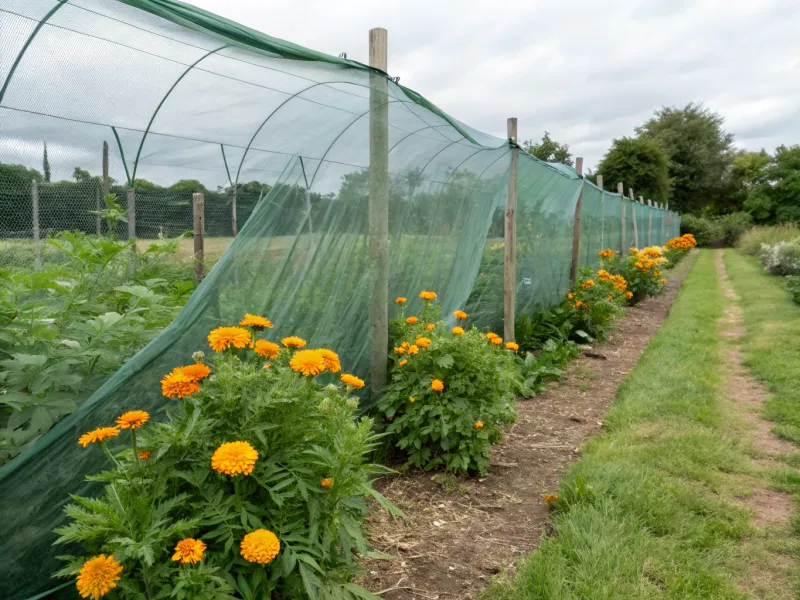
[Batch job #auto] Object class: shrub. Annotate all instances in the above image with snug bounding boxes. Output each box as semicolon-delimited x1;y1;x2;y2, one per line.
759;239;800;276
377;294;518;474
680;214;723;247
563;266;627;341
55;317;392;599
601;247;667;304
719;212;753;246
785;277;800;306
738;224;800;256
663;233;697;266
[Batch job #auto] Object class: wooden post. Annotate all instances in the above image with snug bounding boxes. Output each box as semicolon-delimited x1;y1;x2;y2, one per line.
569;156;584;282
193;192;205;284
127;188;136;276
99;142;109;235
32;179;41;269
368;27;389;395
629;188;639;249
504;117;518;343
617;182;626;251
646;199;653;246
597;174;604;250
231;188;238;236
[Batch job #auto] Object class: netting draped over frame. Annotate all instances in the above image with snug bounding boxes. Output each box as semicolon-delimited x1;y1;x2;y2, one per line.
0;1;680;598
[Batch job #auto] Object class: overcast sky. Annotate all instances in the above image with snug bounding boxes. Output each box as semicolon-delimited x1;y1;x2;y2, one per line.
189;0;800;171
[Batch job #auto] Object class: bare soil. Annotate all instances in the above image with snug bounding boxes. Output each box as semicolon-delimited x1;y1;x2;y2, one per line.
360;258;695;599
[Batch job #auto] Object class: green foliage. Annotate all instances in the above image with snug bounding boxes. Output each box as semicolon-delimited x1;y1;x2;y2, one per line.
758;238;800;276
72;167;92;183
43;141;51;183
743;145;800;223
89;194;128;239
602;249;666;304
737;224;800;256
596;137;671;205
680;214;723;247
784;276;800;306
564;267;627;341
0;231;189;464
522;132;573;166
719;212;753;246
171;179;210;194
378;303;518;475
0;161;44;187
514;308;573;352
636;103;735;215
55;339;390;600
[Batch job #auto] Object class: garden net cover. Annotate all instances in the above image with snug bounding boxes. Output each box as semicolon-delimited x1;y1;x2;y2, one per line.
0;1;679;597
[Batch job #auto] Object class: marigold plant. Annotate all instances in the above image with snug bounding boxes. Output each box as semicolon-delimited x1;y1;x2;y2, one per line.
600;247;669;304
55;314;394;600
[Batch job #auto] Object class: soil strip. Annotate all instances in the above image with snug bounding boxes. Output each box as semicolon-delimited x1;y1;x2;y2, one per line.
361;256;696;599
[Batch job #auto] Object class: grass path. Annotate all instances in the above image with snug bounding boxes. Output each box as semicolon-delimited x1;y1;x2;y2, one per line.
483;249;798;599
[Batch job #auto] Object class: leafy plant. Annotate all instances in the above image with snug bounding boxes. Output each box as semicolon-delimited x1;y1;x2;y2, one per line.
377;294;518;474
55;321;394;599
785;277;800;306
601;247;667;304
563;266;627;341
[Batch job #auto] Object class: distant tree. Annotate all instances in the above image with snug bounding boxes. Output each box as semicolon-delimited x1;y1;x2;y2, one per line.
636;103;735;214
744;145;800;222
132;178;161;191
170;179;209;194
72;167;92;183
0;163;44;189
597;137;671;205
42;142;51;183
523;132;573;166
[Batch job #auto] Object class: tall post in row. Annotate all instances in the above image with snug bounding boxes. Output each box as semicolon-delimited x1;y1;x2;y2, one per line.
193;192;205;284
597;174;604;250
32;179;41;269
647;198;653;245
368;27;389;395
617;182;626;251
231;188;238;237
127;188;136;276
569;157;584;282
99;141;109;236
504;117;518;343
629;188;639;248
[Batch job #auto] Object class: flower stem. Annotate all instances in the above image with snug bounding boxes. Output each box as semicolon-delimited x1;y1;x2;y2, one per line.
100;441;122;470
132;429;140;467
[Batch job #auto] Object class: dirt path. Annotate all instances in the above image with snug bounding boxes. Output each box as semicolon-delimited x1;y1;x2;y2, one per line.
360;257;696;599
716;251;794;524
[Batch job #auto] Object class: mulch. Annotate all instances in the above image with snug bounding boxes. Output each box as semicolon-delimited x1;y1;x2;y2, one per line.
359;258;695;600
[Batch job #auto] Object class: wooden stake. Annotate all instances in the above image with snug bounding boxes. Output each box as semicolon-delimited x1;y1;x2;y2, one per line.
369;27;389;395
32;179;41;269
100;141;109;235
646;199;653;245
193;192;205;284
597;174;604;249
231;188;238;236
504;117;518;343
569;157;584;282
127;188;136;276
629;188;639;249
617;182;626;251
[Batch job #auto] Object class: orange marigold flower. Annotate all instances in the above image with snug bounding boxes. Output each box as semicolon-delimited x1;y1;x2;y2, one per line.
453;310;468;320
425;323;436;331
399;359;408;367
567;293;575;300
320;477;334;488
625;291;633;299
393;346;406;355
161;370;200;399
316;348;341;372
254;339;280;359
239;313;273;329
607;295;613;301
395;297;407;304
660;278;666;284
544;494;559;506
419;290;437;301
431;379;444;392
490;336;503;345
281;336;307;349
138;450;151;460
208;326;252;352
78;427;120;448
474;421;484;429
580;279;595;289
240;529;280;564
506;342;519;352
415;337;432;348
172;538;206;565
211;441;258;477
487;332;499;340
115;410;149;430
290;349;326;377
179;363;211;381
407;344;419;355
341;373;365;389
574;300;584;309
406;316;419;324
76;554;122;600
452;326;464;335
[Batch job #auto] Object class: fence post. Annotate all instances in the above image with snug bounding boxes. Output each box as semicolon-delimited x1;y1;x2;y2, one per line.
646;198;653;245
368;27;389;396
100;141;109;236
231;188;238;237
193;192;205;284
504;117;518;343
628;189;639;248
597;174;604;250
569;157;584;282
127;188;136;276
617;182;626;251
32;179;41;269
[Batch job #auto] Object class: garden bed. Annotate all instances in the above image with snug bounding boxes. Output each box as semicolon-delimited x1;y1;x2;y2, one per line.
359;255;697;599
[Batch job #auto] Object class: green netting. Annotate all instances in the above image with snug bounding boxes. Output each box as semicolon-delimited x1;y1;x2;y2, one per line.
0;1;679;598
